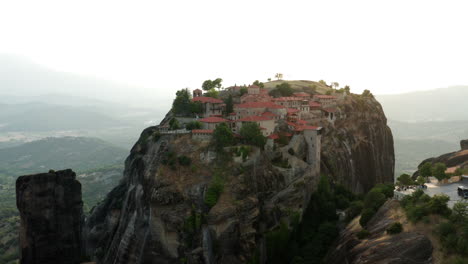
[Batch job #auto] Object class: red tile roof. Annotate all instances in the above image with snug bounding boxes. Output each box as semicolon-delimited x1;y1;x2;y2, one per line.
199;117;229;123
268;134;279;139
193;88;202;92
235;102;284;109
192;96;224;104
237;115;272;122
287;108;300;113
249;85;260;89
261;111;276;117
192;129;214;134
297;120;307;124
309;101;321;108
314;95;337;99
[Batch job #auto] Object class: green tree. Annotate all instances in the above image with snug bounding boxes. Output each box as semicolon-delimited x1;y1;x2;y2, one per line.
451;201;468;223
225;95;234;114
185;121;202;130
318;80;327;86
416;176;426;185
332;82;339;89
213;123;234;150
202;79;213;91
240;122;267;148
169;118;181;130
202;78;223;91
253;80;265;88
432;162;447;181
420;162;432;177
360;208;376;227
454;168;463;176
397;173;414;186
205;88;219;98
239;87;248;96
364;190;386;211
344;85;350;94
269;82;293;97
172;89;192;116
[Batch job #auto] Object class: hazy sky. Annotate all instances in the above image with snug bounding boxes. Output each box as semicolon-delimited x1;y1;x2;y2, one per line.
1;0;468;97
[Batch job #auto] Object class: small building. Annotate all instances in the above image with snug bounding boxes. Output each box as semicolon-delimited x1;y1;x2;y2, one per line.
235;115;275;136
248;85;261;95
313;95;337;108
198;116;229;130
193;89;203;98
293;92;311;99
192;129;214;141
322;108;337;122
192;96;225;117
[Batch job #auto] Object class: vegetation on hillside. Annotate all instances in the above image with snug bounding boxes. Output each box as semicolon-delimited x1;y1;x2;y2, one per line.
401;190;468;263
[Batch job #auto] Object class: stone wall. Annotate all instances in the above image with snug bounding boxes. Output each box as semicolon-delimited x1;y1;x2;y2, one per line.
461;139;468;150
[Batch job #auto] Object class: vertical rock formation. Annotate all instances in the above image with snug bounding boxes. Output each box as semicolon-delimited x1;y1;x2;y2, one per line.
461;139;468;150
16;169;84;264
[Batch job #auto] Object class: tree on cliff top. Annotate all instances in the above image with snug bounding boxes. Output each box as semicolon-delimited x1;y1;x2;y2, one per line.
213;123;234;150
202;78;223;91
224;95;234;114
239;122;267;148
172;89;202;116
269;82;293;97
397;173;414;186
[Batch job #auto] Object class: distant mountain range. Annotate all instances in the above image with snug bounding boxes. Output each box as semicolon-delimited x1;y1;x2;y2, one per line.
377;87;468;176
376;86;468;122
0;137;127;177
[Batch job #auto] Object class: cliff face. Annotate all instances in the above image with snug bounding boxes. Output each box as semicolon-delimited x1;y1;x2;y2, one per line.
84;93;394;263
85;126;322;263
326;200;433;264
16;169;84;264
321;95;395;193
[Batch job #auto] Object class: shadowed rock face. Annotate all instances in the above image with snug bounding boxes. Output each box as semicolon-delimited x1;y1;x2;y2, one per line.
326;200;433;264
321;95;395;193
16;169;83;264
461;139;468;150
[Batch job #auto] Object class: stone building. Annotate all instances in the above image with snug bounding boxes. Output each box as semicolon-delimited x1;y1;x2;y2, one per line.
192;96;225;117
199;116;229;130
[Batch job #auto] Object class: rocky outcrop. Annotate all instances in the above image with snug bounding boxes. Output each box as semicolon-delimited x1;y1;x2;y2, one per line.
414;139;468;176
461;139;468;150
16;169;84;264
321;95;395;193
84;92;395;263
326;200;433;264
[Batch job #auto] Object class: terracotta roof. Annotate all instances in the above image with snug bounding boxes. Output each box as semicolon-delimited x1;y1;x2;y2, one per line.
309;101;321;108
297;120;307;125
261;111;276;117
260;127;267;130
322;108;337;113
287;108;300;113
272;97;303;102
268;134;279;139
293;92;310;97
314;95;337;99
229;112;237;115
249;85;260;89
235;102;284;109
199;117;229;123
193;88;202;92
192;129;214;134
236;115;272;122
192;96;224;104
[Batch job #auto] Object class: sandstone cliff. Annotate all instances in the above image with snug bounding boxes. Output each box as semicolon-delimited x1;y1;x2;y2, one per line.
321;94;395;193
84;93;394;263
326;200;433;264
16;169;84;264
